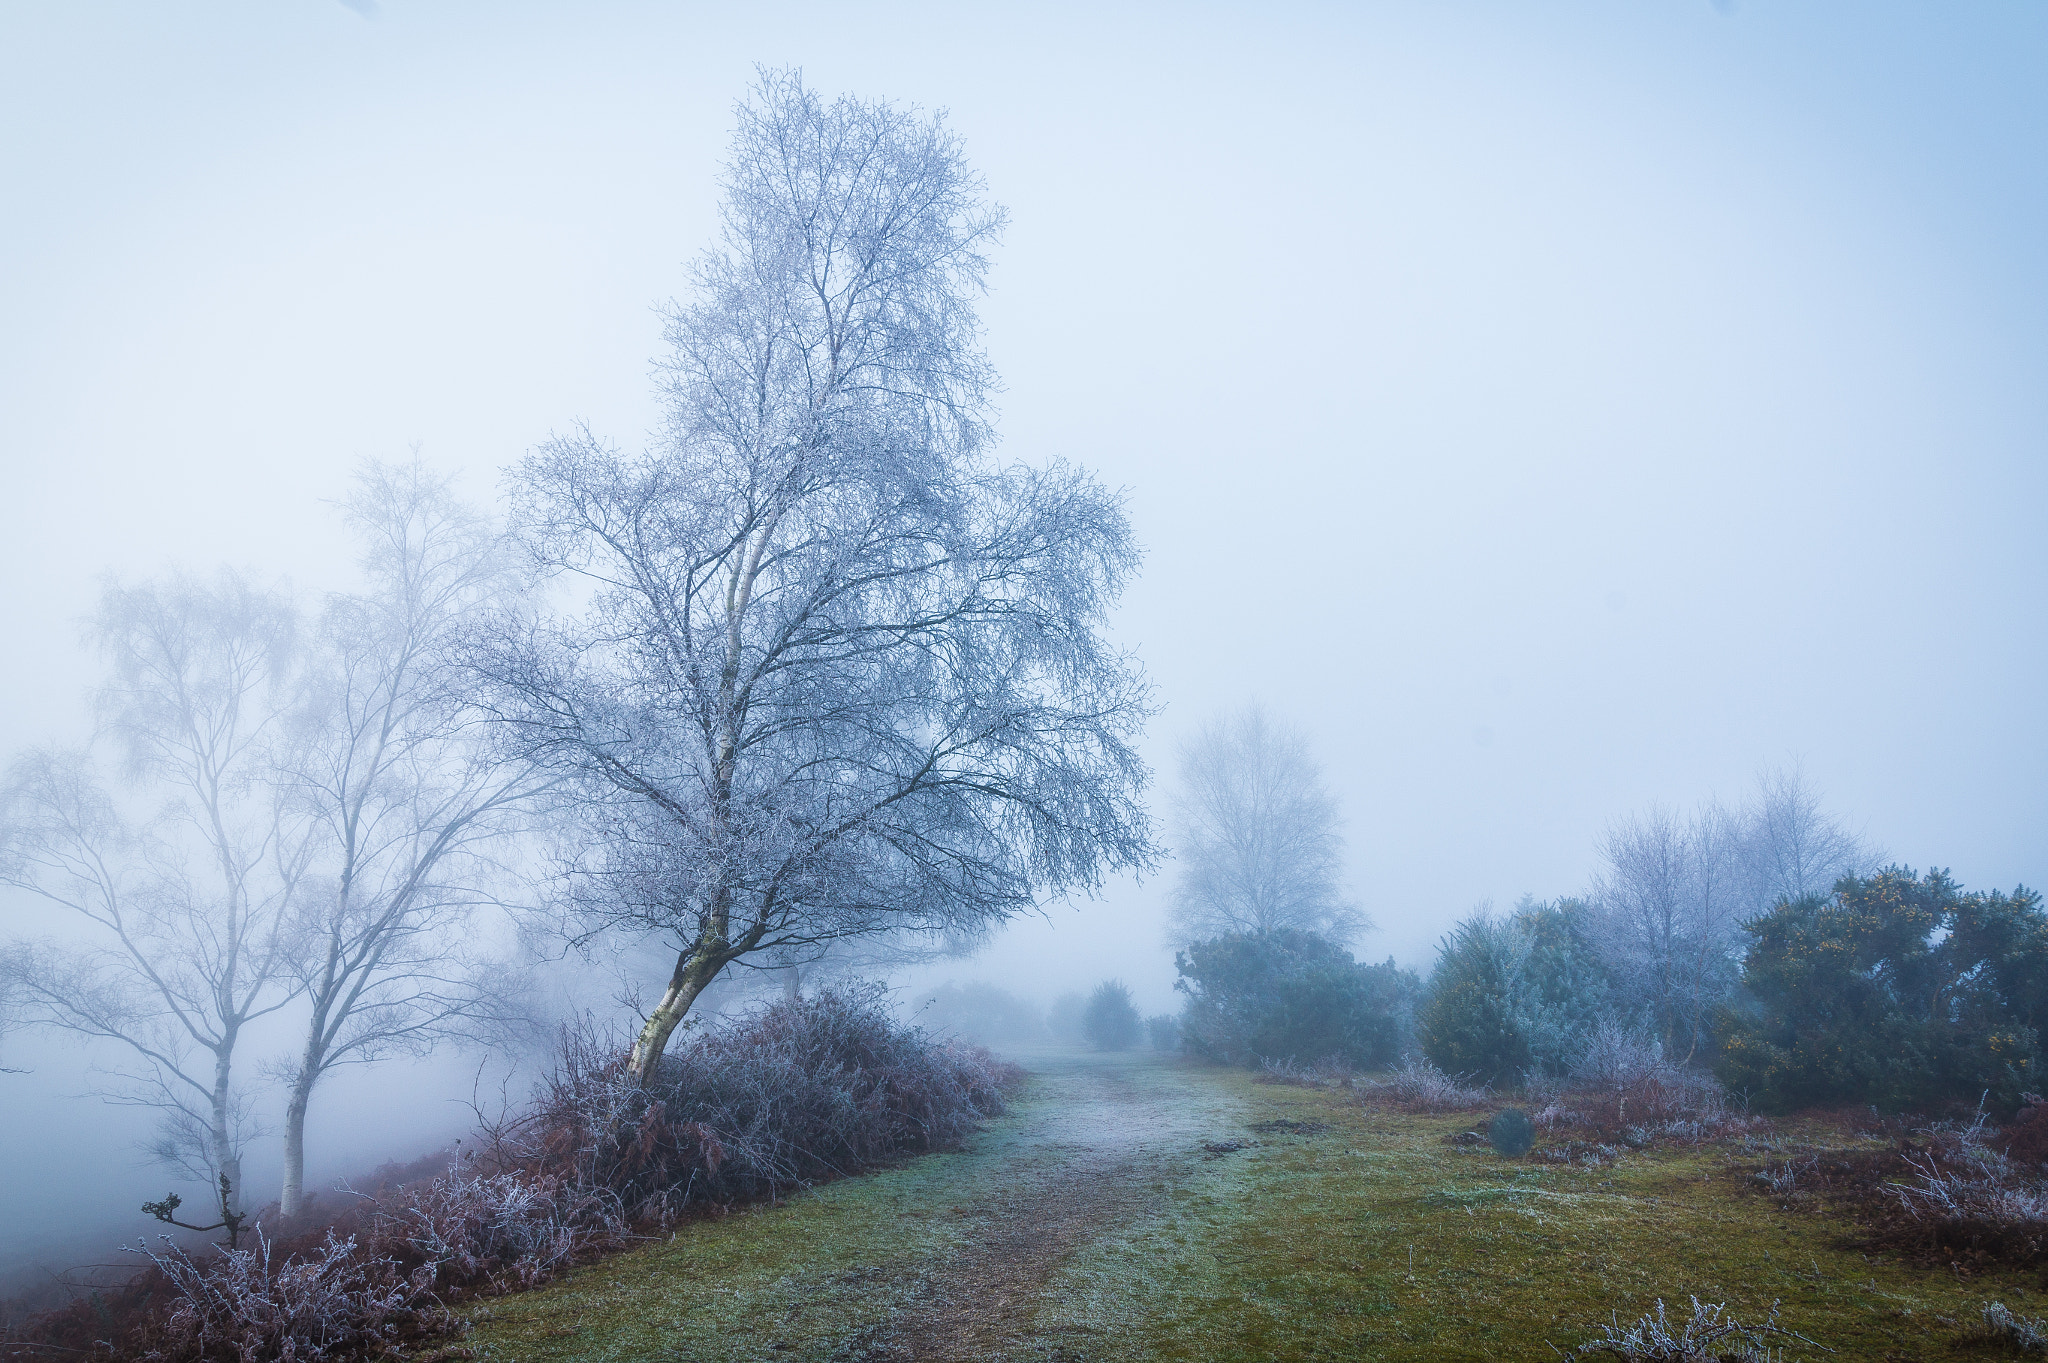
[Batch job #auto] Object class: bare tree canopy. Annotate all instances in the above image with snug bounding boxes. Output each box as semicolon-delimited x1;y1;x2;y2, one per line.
1591;764;1874;1060
1165;706;1368;946
0;571;309;1208
1744;764;1872;906
465;70;1156;1083
276;458;552;1217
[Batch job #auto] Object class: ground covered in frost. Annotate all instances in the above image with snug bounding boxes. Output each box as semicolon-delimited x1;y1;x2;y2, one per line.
464;1051;2047;1361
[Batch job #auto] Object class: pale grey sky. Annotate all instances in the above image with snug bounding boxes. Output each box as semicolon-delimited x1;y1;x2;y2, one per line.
2;5;2044;1229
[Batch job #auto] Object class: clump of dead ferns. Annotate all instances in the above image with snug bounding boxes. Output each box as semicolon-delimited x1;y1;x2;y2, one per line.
1874;1110;2048;1263
1565;1296;1827;1362
1734;1100;2048;1268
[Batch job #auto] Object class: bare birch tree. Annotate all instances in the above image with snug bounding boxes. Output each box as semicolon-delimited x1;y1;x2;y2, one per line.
466;70;1155;1084
275;460;551;1218
1165;706;1368;946
1740;763;1873;907
1590;803;1745;1060
0;572;308;1208
1591;766;1872;1060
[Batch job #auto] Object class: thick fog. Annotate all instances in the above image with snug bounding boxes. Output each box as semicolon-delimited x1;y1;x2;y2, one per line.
2;0;2044;1293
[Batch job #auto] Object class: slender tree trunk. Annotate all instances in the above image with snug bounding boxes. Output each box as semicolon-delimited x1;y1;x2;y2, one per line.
627;943;725;1084
280;1071;315;1219
210;1046;242;1214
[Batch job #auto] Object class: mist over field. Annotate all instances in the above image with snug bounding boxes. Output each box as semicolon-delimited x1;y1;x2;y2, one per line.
1;1;2043;1335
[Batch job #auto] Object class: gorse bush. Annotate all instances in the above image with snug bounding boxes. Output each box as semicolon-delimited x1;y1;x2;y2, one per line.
1175;929;1418;1068
1718;868;2048;1113
1080;980;1143;1051
1145;1012;1182;1052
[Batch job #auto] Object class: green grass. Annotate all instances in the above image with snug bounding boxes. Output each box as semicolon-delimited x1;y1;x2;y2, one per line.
464;1056;2044;1361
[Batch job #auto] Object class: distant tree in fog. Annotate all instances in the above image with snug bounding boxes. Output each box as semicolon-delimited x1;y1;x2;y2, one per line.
1165;707;1367;947
462;71;1154;1085
1741;765;1874;907
912;979;1044;1048
1590;766;1872;1061
0;572;309;1209
1590;803;1747;1062
1080;980;1142;1051
0;945;25;1073
274;460;552;1219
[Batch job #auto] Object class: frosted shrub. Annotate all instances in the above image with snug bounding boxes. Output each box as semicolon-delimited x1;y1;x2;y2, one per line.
1572;1296;1818;1361
1983;1301;2048;1353
1368;1058;1488;1112
1534;1023;1751;1146
1889;1118;2048;1232
516;986;1019;1224
137;1231;456;1362
386;1170;628;1291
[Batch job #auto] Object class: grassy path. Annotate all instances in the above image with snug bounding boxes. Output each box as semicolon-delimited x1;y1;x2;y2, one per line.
466;1054;2048;1361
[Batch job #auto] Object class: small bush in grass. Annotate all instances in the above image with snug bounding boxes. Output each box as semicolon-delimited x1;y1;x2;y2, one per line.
1982;1301;2048;1353
1489;1108;1534;1156
1080;980;1143;1051
1146;1012;1182;1052
1365;1058;1489;1112
1571;1296;1819;1361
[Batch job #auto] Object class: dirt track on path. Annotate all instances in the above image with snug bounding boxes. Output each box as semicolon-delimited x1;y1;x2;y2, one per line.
851;1055;1240;1362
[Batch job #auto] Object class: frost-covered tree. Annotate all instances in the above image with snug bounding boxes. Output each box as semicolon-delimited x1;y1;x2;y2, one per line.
276;460;552;1218
466;70;1155;1084
1591;767;1872;1061
1739;764;1873;909
1165;707;1366;946
0;572;310;1208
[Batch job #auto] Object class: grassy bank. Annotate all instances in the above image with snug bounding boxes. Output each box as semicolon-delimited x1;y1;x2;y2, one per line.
466;1053;2045;1361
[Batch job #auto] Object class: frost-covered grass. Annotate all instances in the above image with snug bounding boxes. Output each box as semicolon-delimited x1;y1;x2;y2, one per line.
463;1056;2048;1362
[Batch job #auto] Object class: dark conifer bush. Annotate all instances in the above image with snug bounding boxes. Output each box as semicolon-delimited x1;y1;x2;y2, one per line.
1415;898;1609;1085
1175;929;1418;1068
